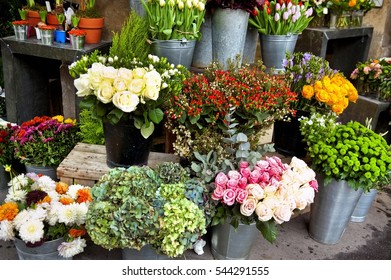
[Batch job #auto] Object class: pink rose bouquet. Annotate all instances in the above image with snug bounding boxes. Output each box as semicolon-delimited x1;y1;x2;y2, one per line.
211;156;318;243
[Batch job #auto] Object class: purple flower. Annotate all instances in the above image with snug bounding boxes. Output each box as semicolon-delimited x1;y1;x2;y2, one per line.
43;137;54;143
274;13;280;21
305;7;313;17
283;11;289;20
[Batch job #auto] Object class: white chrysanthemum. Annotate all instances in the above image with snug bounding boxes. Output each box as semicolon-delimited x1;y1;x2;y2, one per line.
5;189;27;203
0;221;15;241
46;190;60;203
72;203;89;225
12;209;31;231
57;203;79;225
67;184;84;200
31;176;56;192
18;220;45;243
46;202;62;226
8;174;29;190
58;237;87;258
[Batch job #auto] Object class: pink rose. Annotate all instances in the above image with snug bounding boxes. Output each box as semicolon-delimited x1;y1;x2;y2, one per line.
238;177;248;189
268;166;282;178
222;189;236;206
309;179;318;192
258;171;270;183
211;185;225;201
363;66;371;74
256;160;269;171
240;167;251;179
240;198;257;216
215;172;229;187
226;178;239;190
240;161;249;169
235;188;248;204
270;156;288;171
228;170;241;180
249;169;261;184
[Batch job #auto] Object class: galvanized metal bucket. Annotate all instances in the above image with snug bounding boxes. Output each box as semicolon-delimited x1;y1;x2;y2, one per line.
14;238;71;260
350;188;378;223
13;25;28;41
40;29;53;45
70;35;85;50
122;245;169;260
309;174;363;244
243;26;259;65
192;11;212;69
25;164;57;181
260;34;298;73
211;219;258;260
151;39;196;70
212;8;249;70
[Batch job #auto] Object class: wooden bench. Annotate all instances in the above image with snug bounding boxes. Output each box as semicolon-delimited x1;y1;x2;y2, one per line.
57;143;180;186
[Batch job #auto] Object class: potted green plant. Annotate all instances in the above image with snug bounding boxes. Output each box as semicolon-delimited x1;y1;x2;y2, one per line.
248;0;314;72
300;112;391;244
85;163;207;259
10;115;81;179
0;172;92;259
141;0;206;69
77;0;105;44
69;11;189;167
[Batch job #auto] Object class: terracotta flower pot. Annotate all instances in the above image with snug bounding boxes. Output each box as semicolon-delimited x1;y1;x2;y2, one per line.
78;17;104;44
47;13;59;26
27;10;40;37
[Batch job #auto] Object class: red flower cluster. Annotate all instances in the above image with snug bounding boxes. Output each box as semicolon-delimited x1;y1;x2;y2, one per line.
0;122;16;166
11;20;29;25
166;64;297;133
68;29;87;37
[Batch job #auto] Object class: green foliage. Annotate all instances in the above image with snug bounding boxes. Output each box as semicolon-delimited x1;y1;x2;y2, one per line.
78;108;104;145
109;10;150;67
155;162;189;184
300;113;391;192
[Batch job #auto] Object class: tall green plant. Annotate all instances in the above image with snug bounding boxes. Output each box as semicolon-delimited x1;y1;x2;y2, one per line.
78;108;105;145
109;10;150;68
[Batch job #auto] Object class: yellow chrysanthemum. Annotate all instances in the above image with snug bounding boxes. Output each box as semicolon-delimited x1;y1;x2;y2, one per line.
64;118;76;125
332;103;345;115
302;85;314;99
52;115;64;123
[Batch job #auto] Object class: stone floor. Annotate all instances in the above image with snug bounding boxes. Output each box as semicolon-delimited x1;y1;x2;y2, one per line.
1;187;390;261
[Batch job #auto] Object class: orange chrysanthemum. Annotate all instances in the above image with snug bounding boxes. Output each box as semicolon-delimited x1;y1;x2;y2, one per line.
56;181;69;194
69;228;87;238
38;195;51;205
0;202;19;221
76;188;92;203
302;85;314;100
59;196;74;205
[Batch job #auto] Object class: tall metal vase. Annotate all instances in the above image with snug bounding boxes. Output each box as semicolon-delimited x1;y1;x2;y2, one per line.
122;245;169;260
260;34;298;73
350;188;378;223
192;11;212;69
243;26;259;65
212;8;249;70
211;219;258;260
151;39;196;69
309;174;364;244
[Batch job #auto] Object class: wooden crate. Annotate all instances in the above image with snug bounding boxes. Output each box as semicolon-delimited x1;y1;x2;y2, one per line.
57;143;180;186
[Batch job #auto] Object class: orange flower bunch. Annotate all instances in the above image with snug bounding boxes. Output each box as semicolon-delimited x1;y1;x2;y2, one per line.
302;73;358;115
68;29;87;37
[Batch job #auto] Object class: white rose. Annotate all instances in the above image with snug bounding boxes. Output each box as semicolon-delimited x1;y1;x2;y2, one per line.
144;70;162;88
246;184;265;200
264;183;278;195
255;202;273;222
240;197;257;217
129;78;145;95
74;74;92;97
113;77;129;92
117;67;133;80
132;68;147;79
295;187;315;210
262;194;281;210
273;203;292;224
143;86;160;101
102;66;118;81
96;80;115;104
112;91;139;112
88;62;105;77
